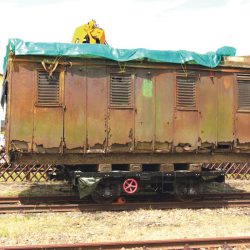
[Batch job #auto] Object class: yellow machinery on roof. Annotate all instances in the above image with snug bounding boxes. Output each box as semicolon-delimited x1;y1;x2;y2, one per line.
72;20;106;44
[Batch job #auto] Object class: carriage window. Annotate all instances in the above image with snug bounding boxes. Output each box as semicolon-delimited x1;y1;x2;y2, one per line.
37;71;60;106
110;74;132;108
237;73;250;111
176;71;197;110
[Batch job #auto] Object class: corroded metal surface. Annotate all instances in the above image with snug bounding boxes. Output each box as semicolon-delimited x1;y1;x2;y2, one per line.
135;70;154;151
9;152;250;166
9;63;34;152
34;107;63;152
199;73;217;147
155;71;174;152
64;66;85;151
86;67;107;152
217;74;234;143
5;57;250;164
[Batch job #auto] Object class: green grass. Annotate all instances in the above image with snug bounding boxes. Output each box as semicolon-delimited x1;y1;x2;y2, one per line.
0;208;249;246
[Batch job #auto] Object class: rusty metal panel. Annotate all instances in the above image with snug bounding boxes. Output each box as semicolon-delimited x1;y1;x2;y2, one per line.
174;111;199;148
33;70;63;151
235;113;250;143
235;73;250;144
155;71;174;152
108;109;134;152
64;67;85;150
174;71;199;148
108;72;134;152
86;67;107;152
135;70;154;151
9;63;35;152
199;74;217;145
34;107;63;151
217;74;234;142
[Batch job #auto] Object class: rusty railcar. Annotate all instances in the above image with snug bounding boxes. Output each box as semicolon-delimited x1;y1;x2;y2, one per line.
4;53;250;164
4;40;250;201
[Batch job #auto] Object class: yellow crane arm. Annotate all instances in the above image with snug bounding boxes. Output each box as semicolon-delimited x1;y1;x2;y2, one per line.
72;20;106;44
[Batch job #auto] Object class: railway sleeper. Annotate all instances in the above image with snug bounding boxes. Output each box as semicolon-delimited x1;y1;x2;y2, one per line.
64;163;225;203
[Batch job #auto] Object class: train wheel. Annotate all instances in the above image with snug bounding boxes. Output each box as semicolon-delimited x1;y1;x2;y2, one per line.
122;178;138;194
91;179;121;204
174;182;199;201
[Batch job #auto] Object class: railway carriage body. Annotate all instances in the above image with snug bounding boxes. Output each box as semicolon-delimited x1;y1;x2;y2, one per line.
3;40;250;201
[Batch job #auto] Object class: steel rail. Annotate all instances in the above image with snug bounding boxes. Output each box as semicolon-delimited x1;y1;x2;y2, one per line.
0;199;249;214
1;236;250;250
0;195;80;204
198;192;250;200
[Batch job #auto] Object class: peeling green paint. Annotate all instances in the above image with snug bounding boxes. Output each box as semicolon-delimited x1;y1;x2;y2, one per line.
142;79;153;98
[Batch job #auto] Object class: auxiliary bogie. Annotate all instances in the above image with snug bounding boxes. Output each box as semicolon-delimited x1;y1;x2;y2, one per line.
67;163;224;203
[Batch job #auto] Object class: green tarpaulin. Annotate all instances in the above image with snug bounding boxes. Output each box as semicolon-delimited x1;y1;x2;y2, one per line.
3;38;236;73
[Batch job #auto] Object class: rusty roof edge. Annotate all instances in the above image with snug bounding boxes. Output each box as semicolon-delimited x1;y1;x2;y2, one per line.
10;55;250;73
220;56;250;68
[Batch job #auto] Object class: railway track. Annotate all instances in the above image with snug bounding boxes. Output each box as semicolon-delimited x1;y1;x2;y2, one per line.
0;192;249;205
0;193;249;213
0;195;81;205
1;236;250;249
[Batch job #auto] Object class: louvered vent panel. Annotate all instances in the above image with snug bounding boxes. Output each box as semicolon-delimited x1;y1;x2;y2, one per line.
37;71;60;106
176;71;197;110
237;73;250;110
110;74;132;107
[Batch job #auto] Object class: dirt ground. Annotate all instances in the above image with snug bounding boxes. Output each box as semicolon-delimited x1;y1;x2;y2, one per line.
226;180;250;192
0;208;249;246
0;181;74;197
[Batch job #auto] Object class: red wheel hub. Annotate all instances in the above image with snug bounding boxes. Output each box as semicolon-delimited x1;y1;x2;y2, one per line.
122;178;138;194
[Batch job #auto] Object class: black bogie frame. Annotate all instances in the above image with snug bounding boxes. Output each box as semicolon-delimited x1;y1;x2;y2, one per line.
68;168;225;203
